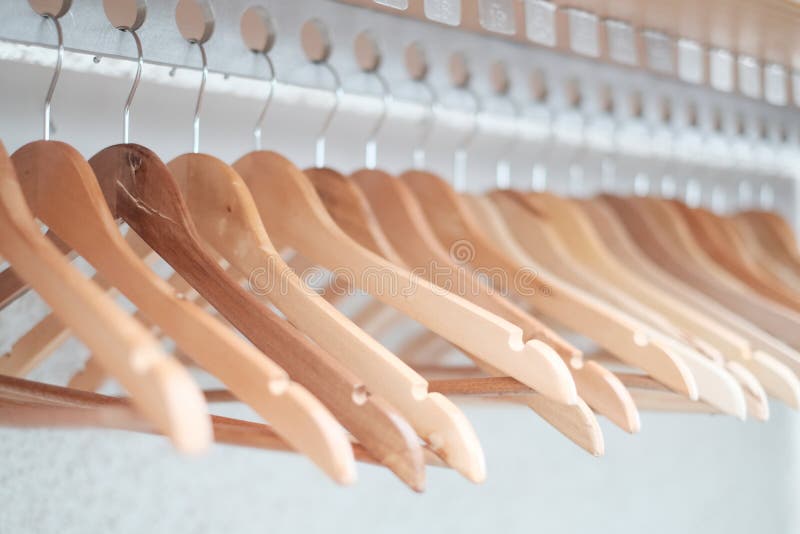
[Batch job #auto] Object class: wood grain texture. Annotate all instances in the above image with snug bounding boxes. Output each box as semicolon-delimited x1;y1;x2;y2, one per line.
578;198;797;411
167;152;483;484
511;191;746;419
399;170;695;400
348;169;637;435
85;144;423;490
603;195;800;359
233;151;579;406
3;141;212;453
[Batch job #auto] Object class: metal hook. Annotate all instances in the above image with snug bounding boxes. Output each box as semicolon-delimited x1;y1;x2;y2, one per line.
191;40;208;154
42;15;64;141
253;52;277;151
364;71;392;170
315;62;343;168
453;88;482;192
496;99;521;190
121;28;143;144
413;80;438;170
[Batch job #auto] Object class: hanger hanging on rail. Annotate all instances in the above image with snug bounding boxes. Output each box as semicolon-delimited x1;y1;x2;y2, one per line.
473;88;759;417
601;193;800;364
8;7;361;484
391;72;697;405
566;102;800;409
162;13;485;485
0;11;212;452
81;18;429;489
300;44;606;449
340;48;635;441
231;23;580;411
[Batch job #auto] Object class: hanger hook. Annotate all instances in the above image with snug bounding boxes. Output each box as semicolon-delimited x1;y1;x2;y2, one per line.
315;61;343;168
413;80;438;170
253;52;277;151
364;71;392;170
42;14;64;141
453;88;482;192
121;28;143;144
496;99;521;190
191;40;208;154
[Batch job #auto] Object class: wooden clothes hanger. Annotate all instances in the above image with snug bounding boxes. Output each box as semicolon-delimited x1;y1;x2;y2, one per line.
470;190;747;417
531;191;751;363
582;198;800;409
399;168;696;400
728;212;800;289
573;198;775;415
296;72;609;448
0;139;211;452
727;217;800;290
501;189;747;418
624;195;800;349
353;166;636;437
599;194;800;376
231;60;579;409
161;47;483;483
673;201;800;313
9;26;372;484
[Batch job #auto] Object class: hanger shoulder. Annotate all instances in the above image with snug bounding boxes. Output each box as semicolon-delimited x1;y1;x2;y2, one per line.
352;170;646;433
468;192;698;399
677;203;800;312
305;167;408;267
88;144;423;488
234;151;579;406
605;195;800;348
14;141;357;483
2;141;211;452
168;153;485;484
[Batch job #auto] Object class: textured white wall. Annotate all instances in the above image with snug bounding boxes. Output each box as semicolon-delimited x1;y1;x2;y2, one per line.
1;56;799;534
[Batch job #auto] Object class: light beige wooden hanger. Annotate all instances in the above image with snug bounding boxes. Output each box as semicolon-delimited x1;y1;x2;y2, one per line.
727;218;800;290
512;190;751;416
0;139;211;452
612;195;800;350
583;199;800;398
675;201;800;313
575;197;782;414
164;45;485;482
167;151;486;483
469;191;750;416
603;194;800;366
399;167;695;400
82;36;426;488
735;210;800;267
349;167;638;435
538;192;752;363
12;140;364;484
333;157;606;448
597;194;800;406
8;27;369;483
231;59;579;409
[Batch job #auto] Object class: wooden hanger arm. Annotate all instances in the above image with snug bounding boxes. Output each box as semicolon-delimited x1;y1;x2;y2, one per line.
234;151;579;406
463;193;698;399
167;153;485;484
350;169;640;433
3;142;212;453
87;144;423;490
